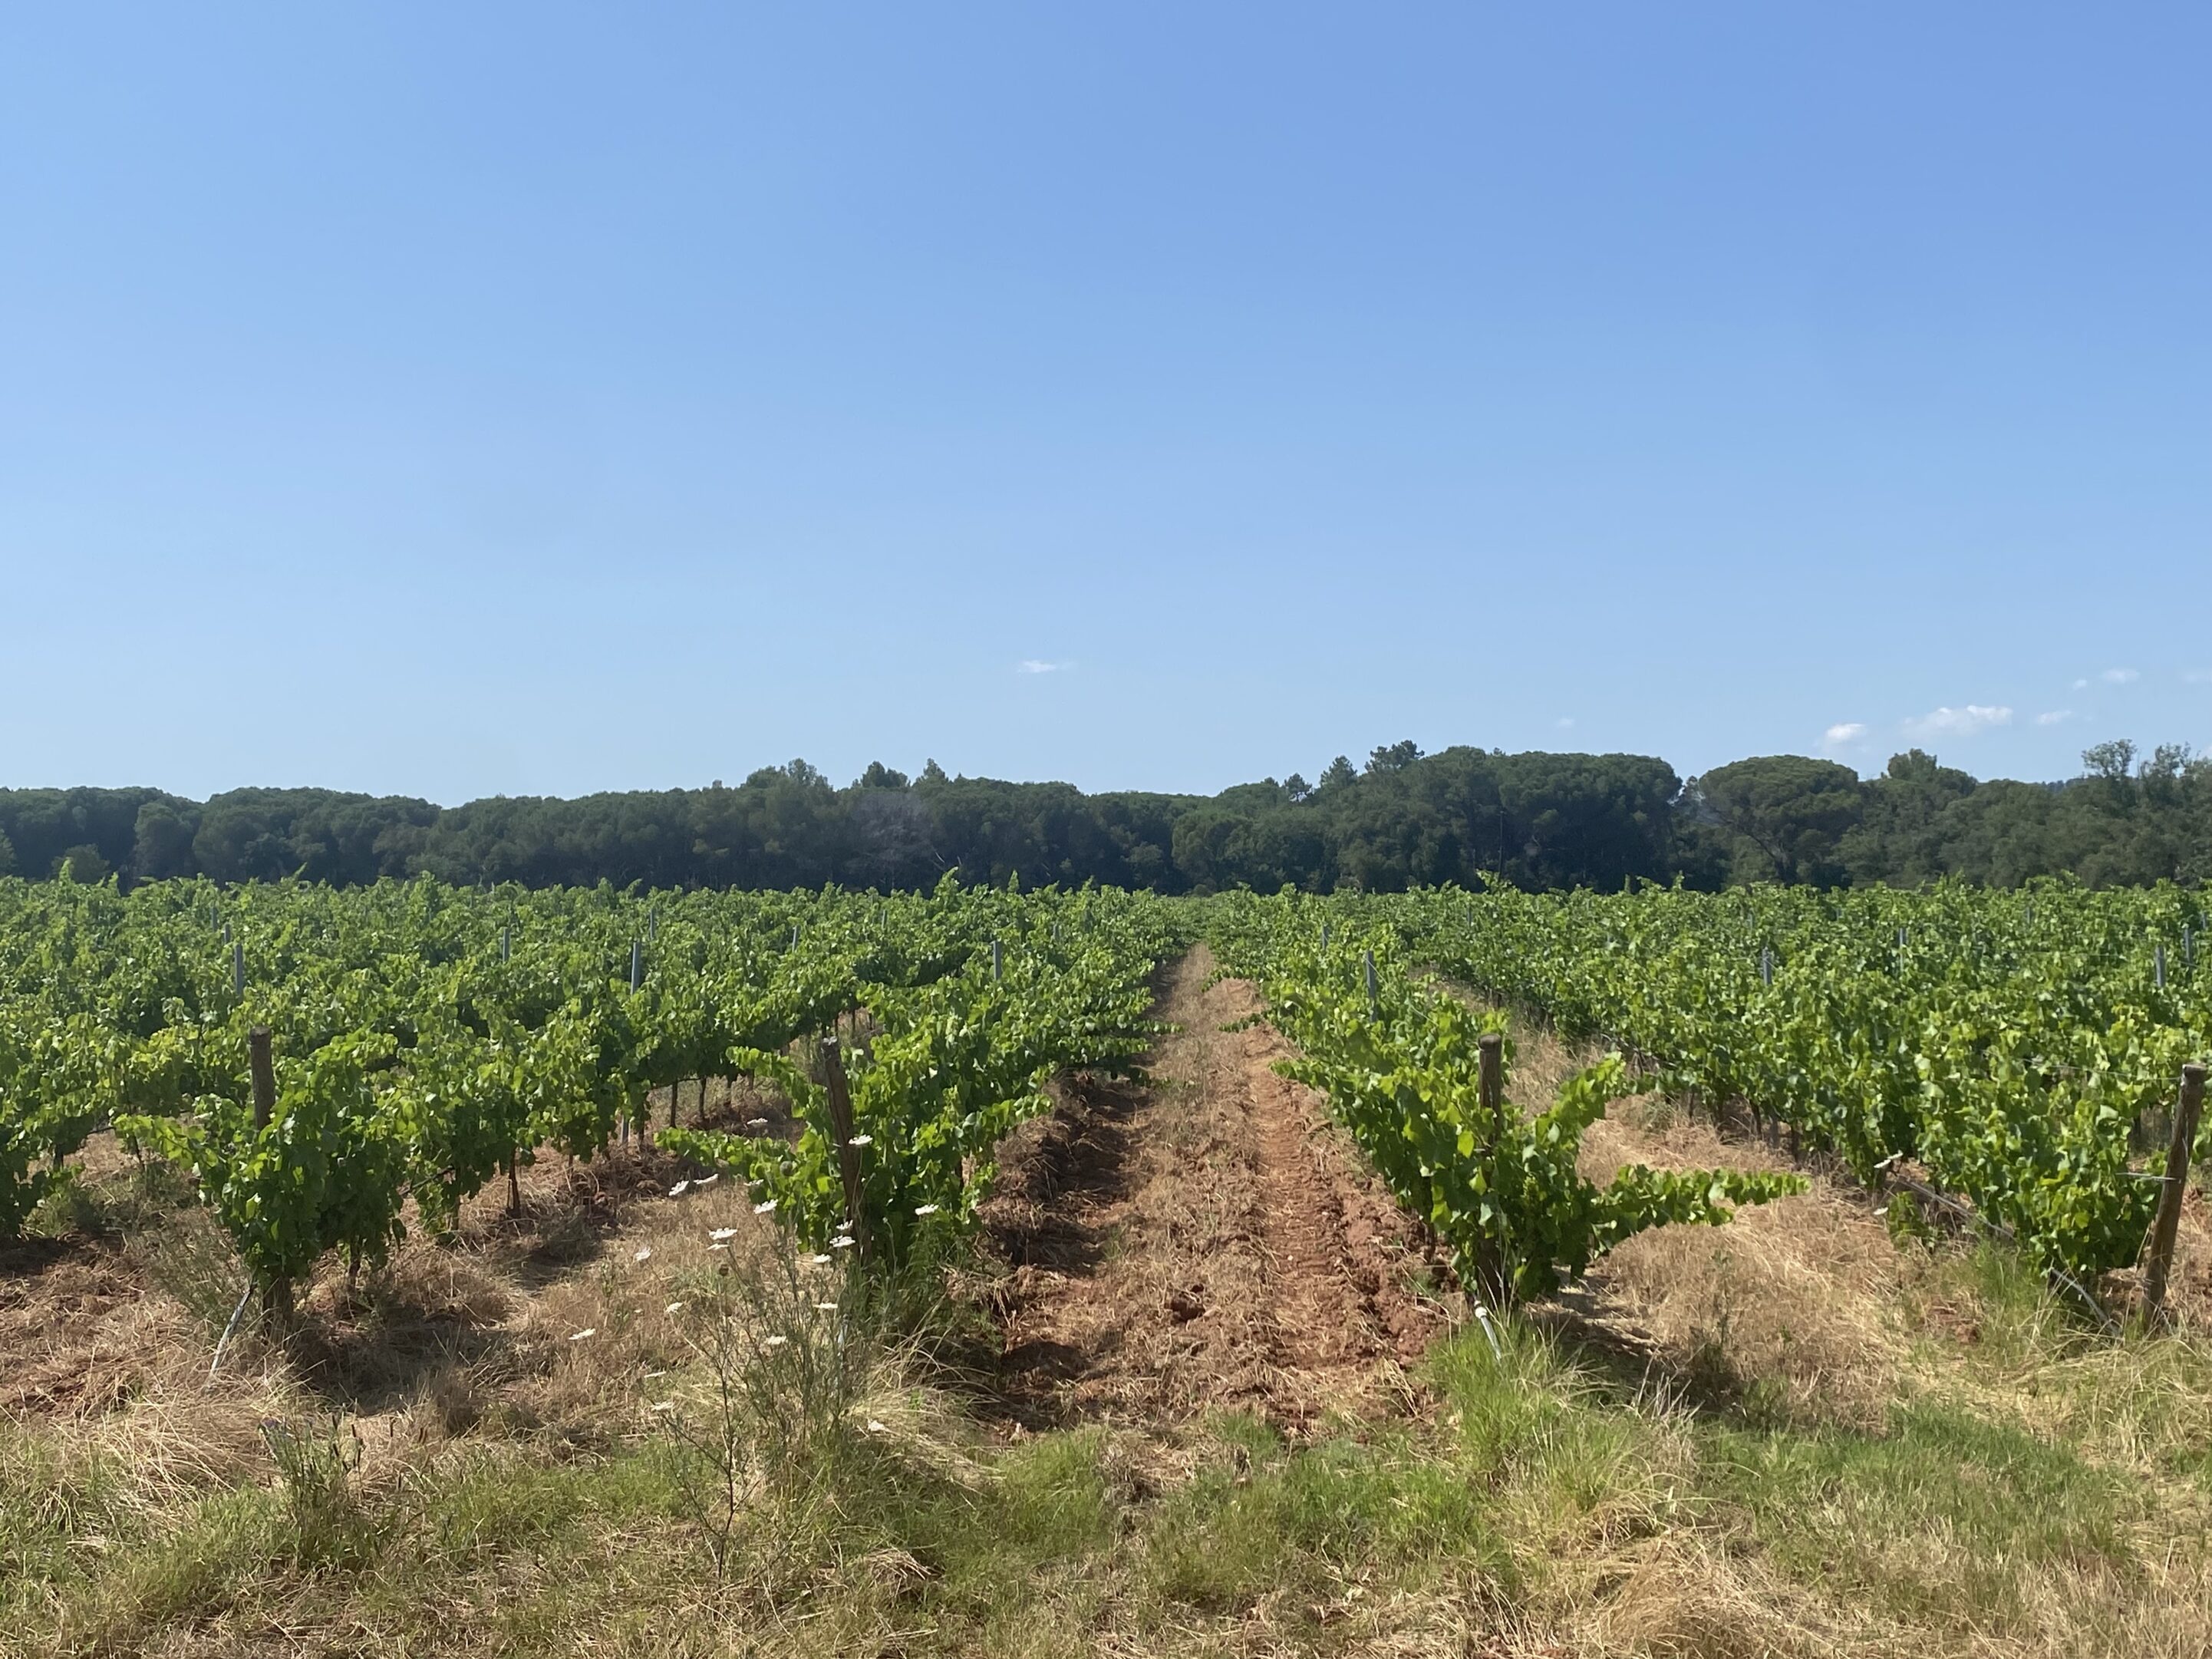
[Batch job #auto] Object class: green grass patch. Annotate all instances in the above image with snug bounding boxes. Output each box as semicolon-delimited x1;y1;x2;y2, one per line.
1143;1425;1506;1618
1702;1399;2138;1628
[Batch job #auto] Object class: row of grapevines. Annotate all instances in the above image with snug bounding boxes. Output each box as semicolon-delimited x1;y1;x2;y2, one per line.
2;873;1166;1302
1383;879;2210;1286
1206;892;1803;1308
662;886;1179;1265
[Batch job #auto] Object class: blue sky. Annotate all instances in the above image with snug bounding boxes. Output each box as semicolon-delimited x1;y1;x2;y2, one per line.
3;4;2206;803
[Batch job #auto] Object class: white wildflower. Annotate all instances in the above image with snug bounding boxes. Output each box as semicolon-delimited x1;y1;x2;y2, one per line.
913;1203;940;1217
695;1173;719;1188
865;1419;887;1433
664;1303;684;1316
709;1227;737;1241
752;1199;777;1215
709;1243;730;1252
569;1328;596;1341
830;1235;856;1251
668;1179;691;1197
747;1116;770;1129
811;1253;832;1265
847;1134;872;1146
632;1246;652;1263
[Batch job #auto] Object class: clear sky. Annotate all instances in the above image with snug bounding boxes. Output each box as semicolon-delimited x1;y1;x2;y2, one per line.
3;5;2206;804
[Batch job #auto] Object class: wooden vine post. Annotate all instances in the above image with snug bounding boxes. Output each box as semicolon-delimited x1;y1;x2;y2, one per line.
2142;1061;2207;1328
248;1025;275;1131
821;1037;867;1262
247;1025;293;1320
1478;1032;1505;1147
1474;1031;1508;1318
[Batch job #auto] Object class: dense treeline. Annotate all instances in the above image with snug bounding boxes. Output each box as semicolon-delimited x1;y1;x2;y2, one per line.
1689;742;2212;889
3;738;2207;894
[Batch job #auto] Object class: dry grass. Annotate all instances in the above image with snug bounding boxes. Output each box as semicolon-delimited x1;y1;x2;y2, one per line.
1582;1106;1909;1426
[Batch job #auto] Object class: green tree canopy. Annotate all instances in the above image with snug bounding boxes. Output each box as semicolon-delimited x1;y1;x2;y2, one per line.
1689;756;1865;886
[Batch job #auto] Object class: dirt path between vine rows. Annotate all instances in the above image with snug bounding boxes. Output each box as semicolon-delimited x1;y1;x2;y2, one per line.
980;945;1452;1432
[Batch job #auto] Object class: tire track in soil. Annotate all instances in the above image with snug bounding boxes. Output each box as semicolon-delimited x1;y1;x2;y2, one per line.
981;945;1451;1432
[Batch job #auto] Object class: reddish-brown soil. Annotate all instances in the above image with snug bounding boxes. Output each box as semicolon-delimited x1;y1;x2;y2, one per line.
981;945;1453;1431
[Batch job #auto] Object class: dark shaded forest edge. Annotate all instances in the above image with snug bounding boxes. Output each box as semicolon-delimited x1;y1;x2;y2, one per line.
8;738;2209;893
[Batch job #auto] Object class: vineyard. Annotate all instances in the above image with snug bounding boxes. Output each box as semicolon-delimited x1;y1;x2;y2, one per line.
1415;881;2211;1298
0;876;1179;1312
4;872;2211;1657
1205;896;1808;1312
5;872;2210;1339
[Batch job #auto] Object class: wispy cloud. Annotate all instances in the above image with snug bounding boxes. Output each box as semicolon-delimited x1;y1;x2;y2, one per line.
2185;668;2212;685
1904;704;2013;740
1014;659;1072;674
2036;709;2075;727
1554;716;1575;730
2072;678;2089;690
2102;667;2140;684
1822;721;1868;747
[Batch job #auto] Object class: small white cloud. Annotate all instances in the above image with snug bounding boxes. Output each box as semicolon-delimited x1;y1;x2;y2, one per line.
1823;722;1868;747
2102;667;2140;684
1554;717;1575;729
2036;709;2075;727
1903;704;2013;740
2071;678;2089;690
2184;668;2212;685
1016;659;1072;674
